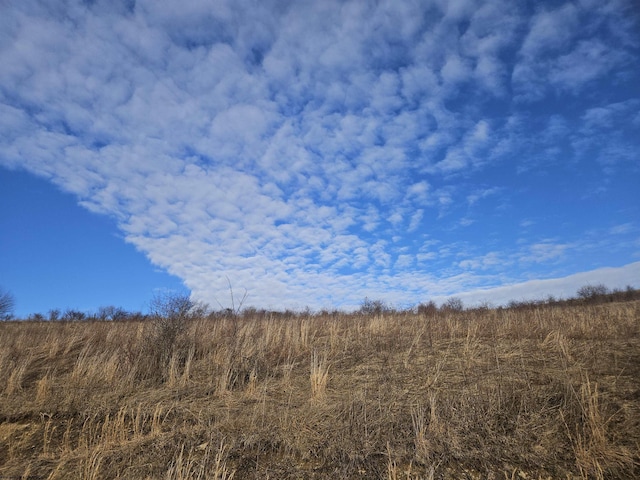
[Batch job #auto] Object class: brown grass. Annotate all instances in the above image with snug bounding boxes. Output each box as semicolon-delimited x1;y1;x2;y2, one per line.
1;302;639;479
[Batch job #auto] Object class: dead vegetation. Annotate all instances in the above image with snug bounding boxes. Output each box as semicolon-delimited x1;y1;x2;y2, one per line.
0;301;639;479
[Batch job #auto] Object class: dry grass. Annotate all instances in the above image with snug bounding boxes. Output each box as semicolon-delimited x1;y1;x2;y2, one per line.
0;302;639;479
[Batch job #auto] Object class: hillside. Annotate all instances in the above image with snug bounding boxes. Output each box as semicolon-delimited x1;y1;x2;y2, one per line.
1;301;639;479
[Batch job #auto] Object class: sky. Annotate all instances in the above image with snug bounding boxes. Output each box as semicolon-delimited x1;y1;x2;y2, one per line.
1;0;639;317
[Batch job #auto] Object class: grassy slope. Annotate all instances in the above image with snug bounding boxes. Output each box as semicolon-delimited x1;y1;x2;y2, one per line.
0;302;639;479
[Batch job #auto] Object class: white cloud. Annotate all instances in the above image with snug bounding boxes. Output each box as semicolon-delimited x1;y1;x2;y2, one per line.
520;4;579;58
571;99;640;168
467;187;500;206
549;39;624;90
417;252;437;263
520;242;572;264
458;251;503;270
610;223;633;235
388;211;404;227
581;100;640;131
408;210;424;232
395;254;414;269
441;262;640;306
441;54;471;86
513;1;635;100
406;181;431;205
430;119;492;173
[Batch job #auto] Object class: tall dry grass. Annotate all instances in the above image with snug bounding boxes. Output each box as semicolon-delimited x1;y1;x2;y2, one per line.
0;301;638;479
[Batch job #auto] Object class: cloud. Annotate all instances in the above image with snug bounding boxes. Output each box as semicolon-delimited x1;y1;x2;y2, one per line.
513;1;636;100
408;210;424;232
520;4;579;58
395;254;414;269
440;262;640;306
441;54;471;86
520;242;572;264
610;223;633;235
458;251;503;270
549;39;625;90
429;119;493;174
467;187;500;206
572;99;640;168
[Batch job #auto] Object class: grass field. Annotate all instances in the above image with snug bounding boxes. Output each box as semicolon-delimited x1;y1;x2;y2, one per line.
1;300;639;479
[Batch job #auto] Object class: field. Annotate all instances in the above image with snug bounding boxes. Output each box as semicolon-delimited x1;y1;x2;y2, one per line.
1;301;639;479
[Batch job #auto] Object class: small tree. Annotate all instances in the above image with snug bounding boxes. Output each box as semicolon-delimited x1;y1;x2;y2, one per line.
441;297;464;312
417;300;438;316
146;292;197;381
0;287;15;320
96;305;130;321
62;309;86;321
624;285;639;301
577;284;609;302
150;292;194;341
359;297;389;315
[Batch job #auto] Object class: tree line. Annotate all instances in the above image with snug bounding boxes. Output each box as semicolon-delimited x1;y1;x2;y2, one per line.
1;283;639;321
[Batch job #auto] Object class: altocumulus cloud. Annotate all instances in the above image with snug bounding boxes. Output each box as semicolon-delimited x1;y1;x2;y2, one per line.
1;0;639;309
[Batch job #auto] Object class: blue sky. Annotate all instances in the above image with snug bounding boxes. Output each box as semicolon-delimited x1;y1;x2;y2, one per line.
1;0;639;316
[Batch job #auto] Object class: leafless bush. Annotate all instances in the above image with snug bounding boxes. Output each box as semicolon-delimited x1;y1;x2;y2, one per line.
359;297;390;315
440;296;464;312
62;309;86;321
144;292;198;382
417;300;438;316
96;305;130;321
0;287;15;320
577;284;609;302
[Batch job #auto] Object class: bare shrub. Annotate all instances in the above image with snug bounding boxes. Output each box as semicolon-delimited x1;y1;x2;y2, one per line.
359;297;390;315
440;297;464;312
96;305;130;321
577;284;609;303
0;287;16;320
143;292;197;383
417;300;437;316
